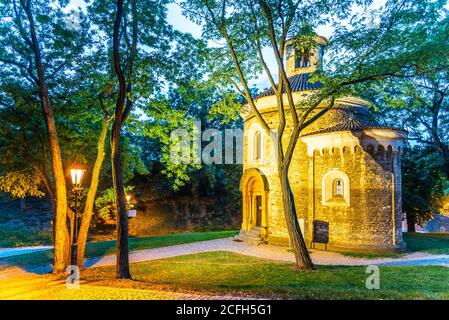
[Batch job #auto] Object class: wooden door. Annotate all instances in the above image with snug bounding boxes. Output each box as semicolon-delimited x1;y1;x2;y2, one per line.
255;195;262;227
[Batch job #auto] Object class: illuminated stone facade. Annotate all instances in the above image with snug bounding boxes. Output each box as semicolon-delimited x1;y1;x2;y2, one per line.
237;36;407;253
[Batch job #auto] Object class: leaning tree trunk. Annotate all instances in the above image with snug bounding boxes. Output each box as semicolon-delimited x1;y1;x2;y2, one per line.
22;0;69;273
279;168;314;270
77;120;109;268
46;119;70;273
111;0;131;280
111;122;131;279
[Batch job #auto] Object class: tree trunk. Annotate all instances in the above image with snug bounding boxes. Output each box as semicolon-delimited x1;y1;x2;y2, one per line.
112;0;131;280
22;0;69;273
111;124;131;279
406;212;416;233
274;108;314;270
77;120;109;268
279;168;314;270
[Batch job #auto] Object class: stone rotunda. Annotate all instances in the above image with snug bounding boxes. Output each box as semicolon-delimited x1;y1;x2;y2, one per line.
237;35;407;253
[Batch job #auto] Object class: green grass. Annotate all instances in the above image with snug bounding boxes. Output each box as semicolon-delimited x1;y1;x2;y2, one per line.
0;226;53;248
81;251;449;300
0;230;238;268
339;251;404;259
339;233;449;259
403;232;449;254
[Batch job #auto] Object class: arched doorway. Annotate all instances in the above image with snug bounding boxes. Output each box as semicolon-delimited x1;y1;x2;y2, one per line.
240;168;269;239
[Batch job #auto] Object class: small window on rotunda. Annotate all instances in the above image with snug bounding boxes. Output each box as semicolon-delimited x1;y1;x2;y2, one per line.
333;179;344;197
295;53;311;68
322;170;350;207
253;131;262;161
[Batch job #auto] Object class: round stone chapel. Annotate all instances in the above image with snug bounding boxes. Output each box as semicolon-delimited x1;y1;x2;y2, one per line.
237;35;408;253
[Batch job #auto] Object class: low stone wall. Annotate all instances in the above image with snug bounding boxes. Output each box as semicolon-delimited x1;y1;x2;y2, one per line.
128;196;241;237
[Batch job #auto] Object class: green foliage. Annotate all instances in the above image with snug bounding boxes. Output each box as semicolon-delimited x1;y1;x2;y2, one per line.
402;146;447;225
315;0;449;107
292;24;318;58
0;0;213;207
94;186;135;224
329;1;449;220
208;91;243;124
0;171;45;198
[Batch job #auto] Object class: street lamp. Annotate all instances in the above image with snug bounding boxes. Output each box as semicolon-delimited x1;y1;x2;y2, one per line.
69;164;86;266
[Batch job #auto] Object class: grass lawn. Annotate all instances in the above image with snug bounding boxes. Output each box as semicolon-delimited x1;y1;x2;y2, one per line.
0;230;238;268
339;232;449;259
339;251;404;259
0;226;53;248
403;232;449;254
79;251;449;299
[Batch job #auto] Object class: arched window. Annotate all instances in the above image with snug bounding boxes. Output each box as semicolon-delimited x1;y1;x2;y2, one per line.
295;53;310;68
333;179;344;197
253;131;262;160
322;170;350;207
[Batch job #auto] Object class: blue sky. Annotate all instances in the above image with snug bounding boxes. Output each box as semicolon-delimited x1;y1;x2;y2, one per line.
68;0;386;37
67;0;387;89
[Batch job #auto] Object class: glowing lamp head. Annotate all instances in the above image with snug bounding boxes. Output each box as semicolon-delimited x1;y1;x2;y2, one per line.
126;195;131;202
69;165;86;189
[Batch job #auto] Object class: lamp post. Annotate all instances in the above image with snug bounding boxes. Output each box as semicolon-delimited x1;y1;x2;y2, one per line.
69;165;85;266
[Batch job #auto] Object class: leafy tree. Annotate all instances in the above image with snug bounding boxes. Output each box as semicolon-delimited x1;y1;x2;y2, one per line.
181;0;449;269
0;0;123;271
340;0;449;228
347;0;449;179
0;170;45;198
92;0;207;278
0;88;52;201
0;0;91;272
95;185;135;224
402;146;447;231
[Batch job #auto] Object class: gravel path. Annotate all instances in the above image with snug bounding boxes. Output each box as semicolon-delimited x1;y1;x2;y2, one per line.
85;237;449;268
2;237;449;268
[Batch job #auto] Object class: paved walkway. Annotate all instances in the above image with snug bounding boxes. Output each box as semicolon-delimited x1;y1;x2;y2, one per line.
85;237;449;268
0;246;53;258
3;237;449;269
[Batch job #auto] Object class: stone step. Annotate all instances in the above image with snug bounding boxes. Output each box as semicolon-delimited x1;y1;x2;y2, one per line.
233;235;266;246
233;229;267;245
236;233;261;241
246;229;262;236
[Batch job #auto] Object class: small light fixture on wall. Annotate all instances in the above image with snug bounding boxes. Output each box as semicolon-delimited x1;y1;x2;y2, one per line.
68;163;87;266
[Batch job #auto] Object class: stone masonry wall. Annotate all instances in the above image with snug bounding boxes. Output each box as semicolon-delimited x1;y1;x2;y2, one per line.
242;105;405;252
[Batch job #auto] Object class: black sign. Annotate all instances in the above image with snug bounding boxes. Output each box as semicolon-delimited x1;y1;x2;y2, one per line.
313;220;329;243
